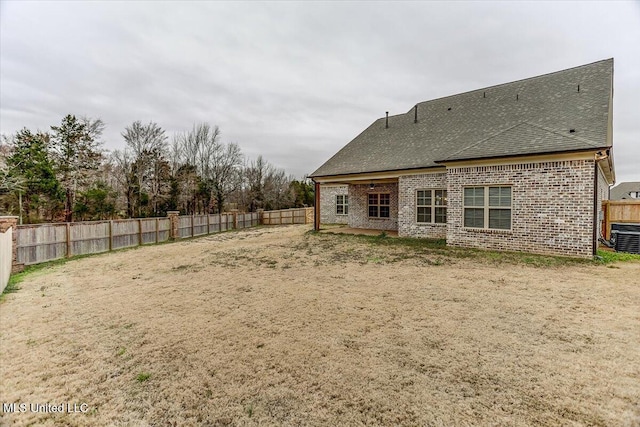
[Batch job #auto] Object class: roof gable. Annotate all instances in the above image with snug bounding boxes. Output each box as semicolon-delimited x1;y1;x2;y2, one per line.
311;59;613;177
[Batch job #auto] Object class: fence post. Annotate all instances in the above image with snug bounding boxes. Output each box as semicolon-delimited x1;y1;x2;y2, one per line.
0;216;23;274
230;209;238;230
191;215;195;237
167;211;180;240
138;219;143;245
156;218;159;243
66;223;72;258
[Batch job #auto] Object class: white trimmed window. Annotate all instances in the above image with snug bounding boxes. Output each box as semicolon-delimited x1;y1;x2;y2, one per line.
463;186;511;230
368;193;390;218
336;195;348;215
416;189;447;224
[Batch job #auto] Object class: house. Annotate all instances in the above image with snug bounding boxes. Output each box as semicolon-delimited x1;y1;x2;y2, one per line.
309;59;615;258
610;182;640;200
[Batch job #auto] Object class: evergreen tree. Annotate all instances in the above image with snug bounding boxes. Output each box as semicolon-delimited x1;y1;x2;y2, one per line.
51;115;103;222
6;129;62;222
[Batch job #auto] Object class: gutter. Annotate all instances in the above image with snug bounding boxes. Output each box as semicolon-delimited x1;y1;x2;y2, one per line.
434;147;611;165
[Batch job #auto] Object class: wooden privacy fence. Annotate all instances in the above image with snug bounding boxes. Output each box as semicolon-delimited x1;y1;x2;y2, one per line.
16;218;172;265
13;207;313;267
262;207;313;225
602;200;640;240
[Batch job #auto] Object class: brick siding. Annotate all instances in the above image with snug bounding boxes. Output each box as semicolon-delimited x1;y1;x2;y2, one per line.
398;173;447;238
348;183;398;231
319;160;603;258
319;185;349;224
447;160;596;258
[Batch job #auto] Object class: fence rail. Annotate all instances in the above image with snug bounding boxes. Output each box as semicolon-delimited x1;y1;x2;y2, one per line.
602;200;640;240
14;208;313;266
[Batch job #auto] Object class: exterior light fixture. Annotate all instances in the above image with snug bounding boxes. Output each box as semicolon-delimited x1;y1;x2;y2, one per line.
369;183;375;190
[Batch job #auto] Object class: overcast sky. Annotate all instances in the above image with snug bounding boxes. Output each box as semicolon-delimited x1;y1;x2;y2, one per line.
1;1;639;182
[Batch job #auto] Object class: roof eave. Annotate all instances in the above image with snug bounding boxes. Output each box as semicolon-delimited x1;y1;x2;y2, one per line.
434;147;611;165
309;165;445;181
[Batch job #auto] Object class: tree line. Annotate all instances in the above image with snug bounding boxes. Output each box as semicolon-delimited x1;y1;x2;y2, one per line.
0;115;314;224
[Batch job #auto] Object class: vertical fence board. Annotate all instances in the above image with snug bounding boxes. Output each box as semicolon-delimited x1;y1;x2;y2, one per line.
13;208;312;267
70;221;110;256
179;216;192;238
259;208;312;226
112;219;141;249
16;224;68;265
157;218;171;242
140;219;158;244
193;215;208;236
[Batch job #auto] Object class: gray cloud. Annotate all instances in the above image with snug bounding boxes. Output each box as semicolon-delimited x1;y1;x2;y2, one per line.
1;1;639;180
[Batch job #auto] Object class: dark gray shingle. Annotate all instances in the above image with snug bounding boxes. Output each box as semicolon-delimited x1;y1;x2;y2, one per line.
311;59;613;177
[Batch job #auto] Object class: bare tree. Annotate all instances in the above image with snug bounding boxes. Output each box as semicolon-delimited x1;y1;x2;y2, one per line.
210;141;243;213
111;149;136;217
243;156;294;211
174;123;242;213
121;121;168;216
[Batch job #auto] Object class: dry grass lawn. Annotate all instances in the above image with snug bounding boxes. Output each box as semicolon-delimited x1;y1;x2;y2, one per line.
1;225;639;426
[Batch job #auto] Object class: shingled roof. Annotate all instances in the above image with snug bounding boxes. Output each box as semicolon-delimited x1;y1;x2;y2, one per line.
310;59;613;178
610;182;640;200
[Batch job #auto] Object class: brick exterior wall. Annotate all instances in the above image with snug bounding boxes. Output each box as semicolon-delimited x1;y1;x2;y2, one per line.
447;160;596;258
348;183;398;231
319;185;349;224
398;173;447;238
319;160;604;257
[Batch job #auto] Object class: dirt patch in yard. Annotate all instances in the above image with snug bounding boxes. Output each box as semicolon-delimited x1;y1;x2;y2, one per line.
1;225;639;426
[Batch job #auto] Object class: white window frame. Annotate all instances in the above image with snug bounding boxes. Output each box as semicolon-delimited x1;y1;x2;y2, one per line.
336;194;348;215
463;185;512;230
416;189;447;224
368;193;390;218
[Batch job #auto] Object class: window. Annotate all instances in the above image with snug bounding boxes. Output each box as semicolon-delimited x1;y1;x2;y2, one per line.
416;189;447;224
368;193;390;218
336;195;348;215
463;186;511;230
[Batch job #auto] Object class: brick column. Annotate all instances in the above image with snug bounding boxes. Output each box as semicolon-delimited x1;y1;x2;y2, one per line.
167;211;180;240
0;216;23;274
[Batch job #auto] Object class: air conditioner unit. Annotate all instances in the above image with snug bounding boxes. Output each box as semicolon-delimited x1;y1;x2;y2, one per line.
611;223;640;255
